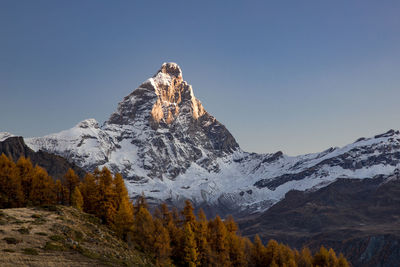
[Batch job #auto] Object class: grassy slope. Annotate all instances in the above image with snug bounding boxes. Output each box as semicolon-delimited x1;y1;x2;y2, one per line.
0;206;154;267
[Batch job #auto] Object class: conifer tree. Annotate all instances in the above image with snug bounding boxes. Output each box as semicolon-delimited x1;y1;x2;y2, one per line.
264;239;281;266
167;207;185;265
159;203;173;227
297;247;313;267
196;209;211;266
182;200;196;228
131;200;155;253
97;167;117;225
0;154;23;208
337;253;350;267
250;235;267;267
113;173;129;206
114;196;134;239
71;186;83;210
134;193;149;214
55;179;64;204
228;234;246;266
29;166;56;206
328;248;339;266
63;168;80;205
16;156;34;204
242;237;254;265
152;218;172;266
313;246;330;267
183;223;198;267
208;216;230;266
80;173;100;214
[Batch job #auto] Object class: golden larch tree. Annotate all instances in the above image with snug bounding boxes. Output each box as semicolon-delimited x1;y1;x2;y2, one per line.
29;166;56;206
63;168;80;205
71;186;83;211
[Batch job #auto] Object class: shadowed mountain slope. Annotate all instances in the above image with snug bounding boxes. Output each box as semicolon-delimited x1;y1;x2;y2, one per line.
239;173;400;267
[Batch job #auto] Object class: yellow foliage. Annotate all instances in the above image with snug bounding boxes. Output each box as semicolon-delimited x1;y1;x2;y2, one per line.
71;186;83;211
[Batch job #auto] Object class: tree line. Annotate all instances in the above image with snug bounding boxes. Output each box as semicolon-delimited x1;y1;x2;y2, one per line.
0;154;349;267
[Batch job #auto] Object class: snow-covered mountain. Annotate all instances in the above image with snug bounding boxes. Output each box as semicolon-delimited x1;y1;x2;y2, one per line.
0;132;14;142
23;63;400;215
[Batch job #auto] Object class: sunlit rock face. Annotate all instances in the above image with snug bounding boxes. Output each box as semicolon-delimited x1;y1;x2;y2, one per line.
109;62;206;129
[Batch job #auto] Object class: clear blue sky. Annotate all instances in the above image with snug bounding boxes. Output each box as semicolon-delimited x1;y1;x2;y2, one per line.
1;1;400;155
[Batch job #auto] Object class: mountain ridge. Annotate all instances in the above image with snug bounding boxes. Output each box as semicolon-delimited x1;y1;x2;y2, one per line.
3;62;398;216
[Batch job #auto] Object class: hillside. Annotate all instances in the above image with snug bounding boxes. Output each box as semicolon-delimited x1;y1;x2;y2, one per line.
0;206;153;267
239;173;400;267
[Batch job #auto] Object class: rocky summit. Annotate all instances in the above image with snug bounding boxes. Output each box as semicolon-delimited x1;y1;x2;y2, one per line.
22;63;400;216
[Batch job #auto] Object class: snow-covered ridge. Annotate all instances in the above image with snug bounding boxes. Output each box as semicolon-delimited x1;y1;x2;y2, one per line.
22;63;400;216
0;132;15;142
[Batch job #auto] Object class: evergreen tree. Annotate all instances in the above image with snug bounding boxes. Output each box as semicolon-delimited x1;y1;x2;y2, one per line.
63;168;80;205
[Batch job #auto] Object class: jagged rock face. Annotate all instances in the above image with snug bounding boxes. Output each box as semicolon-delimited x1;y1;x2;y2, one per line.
104;62;239;180
27;63;239;182
23;63;400;217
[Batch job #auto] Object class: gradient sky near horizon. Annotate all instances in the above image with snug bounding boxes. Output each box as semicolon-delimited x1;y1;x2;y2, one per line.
1;1;400;155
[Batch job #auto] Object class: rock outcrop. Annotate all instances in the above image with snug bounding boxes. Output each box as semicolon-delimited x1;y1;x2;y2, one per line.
0;136;85;179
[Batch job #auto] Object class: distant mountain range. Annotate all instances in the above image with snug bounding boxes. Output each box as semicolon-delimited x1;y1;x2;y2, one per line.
2;62;400;266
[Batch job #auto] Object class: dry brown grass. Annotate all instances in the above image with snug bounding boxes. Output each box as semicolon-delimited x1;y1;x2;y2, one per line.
0;206;153;267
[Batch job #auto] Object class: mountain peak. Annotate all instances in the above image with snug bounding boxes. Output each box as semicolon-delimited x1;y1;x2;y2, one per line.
108;62;205;126
155;62;182;78
76;118;99;129
0;132;15;142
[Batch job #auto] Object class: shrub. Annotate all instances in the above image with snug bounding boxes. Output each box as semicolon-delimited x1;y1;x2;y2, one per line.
17;227;30;234
49;235;64;242
35;232;48;236
44;241;66;251
3;237;20;244
23;248;39;255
